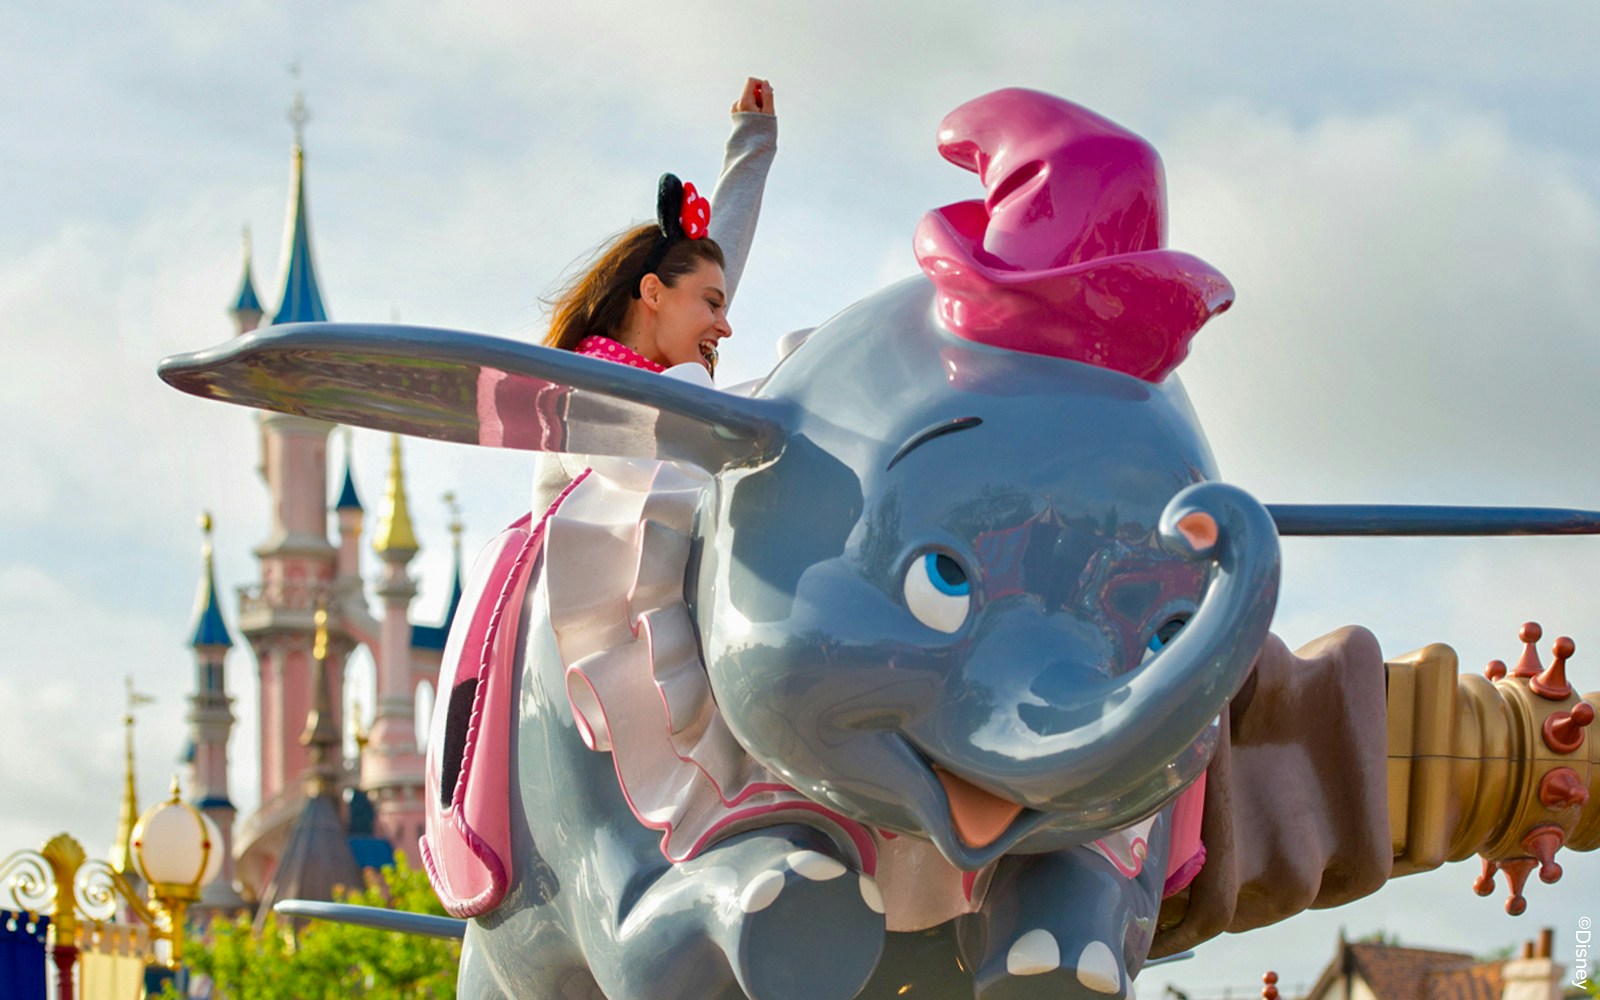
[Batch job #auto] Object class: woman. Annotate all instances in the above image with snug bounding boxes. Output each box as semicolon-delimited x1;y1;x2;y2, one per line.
542;77;777;382
532;78;776;511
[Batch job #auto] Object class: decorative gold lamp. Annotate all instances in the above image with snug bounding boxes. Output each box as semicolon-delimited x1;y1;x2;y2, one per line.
129;777;223;968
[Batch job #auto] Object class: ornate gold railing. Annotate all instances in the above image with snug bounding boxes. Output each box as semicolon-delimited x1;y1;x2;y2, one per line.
1;833;179;996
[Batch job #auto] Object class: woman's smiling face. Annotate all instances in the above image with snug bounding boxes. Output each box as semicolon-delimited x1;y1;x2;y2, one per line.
648;259;732;373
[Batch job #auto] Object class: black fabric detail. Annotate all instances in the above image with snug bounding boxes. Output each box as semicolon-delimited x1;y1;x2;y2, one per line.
439;678;479;807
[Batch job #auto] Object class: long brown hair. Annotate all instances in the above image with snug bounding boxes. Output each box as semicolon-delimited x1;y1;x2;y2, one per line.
544;225;726;351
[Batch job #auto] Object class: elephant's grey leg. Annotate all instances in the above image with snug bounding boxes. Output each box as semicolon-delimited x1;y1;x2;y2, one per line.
586;824;886;1000
457;927;512;1000
958;819;1169;1000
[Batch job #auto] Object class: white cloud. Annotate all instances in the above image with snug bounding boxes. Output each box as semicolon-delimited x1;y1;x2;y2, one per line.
1169;103;1600;502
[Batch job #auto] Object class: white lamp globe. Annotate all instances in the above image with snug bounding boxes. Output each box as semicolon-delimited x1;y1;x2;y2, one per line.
198;812;223;888
132;781;220;890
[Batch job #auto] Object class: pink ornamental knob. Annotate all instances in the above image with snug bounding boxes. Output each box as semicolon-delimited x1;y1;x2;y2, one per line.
1531;636;1575;700
1543;703;1595;754
1513;622;1544;679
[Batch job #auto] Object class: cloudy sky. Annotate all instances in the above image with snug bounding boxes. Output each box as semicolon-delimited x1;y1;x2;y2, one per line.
3;0;1598;992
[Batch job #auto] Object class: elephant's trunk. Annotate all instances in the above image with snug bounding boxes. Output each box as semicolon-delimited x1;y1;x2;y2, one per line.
966;481;1281;829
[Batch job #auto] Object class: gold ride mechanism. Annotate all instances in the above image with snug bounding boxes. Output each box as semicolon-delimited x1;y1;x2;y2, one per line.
1387;621;1599;914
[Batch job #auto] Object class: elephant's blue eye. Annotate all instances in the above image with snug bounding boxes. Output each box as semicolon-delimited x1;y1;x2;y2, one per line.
1142;616;1189;663
926;553;968;596
904;552;971;633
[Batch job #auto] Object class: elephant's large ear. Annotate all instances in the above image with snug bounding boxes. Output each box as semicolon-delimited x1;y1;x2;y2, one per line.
158;324;789;473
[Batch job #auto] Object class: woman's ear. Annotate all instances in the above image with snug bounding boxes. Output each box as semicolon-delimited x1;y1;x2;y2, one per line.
638;272;663;309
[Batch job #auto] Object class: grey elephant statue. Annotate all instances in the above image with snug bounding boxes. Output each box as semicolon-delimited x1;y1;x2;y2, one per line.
160;89;1600;999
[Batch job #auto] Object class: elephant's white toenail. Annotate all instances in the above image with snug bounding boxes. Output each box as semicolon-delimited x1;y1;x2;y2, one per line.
1006;929;1061;976
1076;940;1121;993
739;870;785;913
858;876;885;914
786;851;846;881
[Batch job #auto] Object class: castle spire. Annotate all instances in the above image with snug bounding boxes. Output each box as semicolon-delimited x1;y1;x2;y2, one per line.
184;513;244;910
442;490;464;629
189;512;233;650
271;80;328;326
230;227;264;333
301;606;343;798
365;434;425;851
372;434;419;556
335;437;363;513
110;678;154;878
334;428;365;581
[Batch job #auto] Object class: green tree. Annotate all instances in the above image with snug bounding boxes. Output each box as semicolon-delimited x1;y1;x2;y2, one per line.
173;855;459;998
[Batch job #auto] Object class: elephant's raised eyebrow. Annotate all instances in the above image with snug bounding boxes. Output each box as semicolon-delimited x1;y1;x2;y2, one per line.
887;416;983;471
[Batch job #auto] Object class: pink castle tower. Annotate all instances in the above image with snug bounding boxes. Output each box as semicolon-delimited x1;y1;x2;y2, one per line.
213;89;456;899
363;435;428;856
184;512;247;911
230;92;354;895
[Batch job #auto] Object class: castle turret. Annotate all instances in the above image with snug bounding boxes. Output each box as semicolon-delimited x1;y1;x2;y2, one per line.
230;228;264;335
233;91;347;895
271;90;328;328
363;434;425;861
360;432;425;864
334;432;364;582
185;513;246;911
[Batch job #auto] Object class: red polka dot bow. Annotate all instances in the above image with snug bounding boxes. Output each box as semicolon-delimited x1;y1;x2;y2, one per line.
680;181;710;240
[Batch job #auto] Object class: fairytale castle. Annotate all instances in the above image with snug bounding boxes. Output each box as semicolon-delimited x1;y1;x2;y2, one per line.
133;99;462;911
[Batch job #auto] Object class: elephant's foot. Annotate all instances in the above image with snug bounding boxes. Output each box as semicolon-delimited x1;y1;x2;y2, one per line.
970;929;1136;1000
961;830;1167;1000
722;844;887;1000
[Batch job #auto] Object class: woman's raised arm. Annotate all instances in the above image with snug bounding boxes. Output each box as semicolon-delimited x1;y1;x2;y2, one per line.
709;77;777;304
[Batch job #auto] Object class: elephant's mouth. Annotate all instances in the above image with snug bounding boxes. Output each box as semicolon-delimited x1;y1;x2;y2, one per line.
932;766;1024;849
896;741;1053;867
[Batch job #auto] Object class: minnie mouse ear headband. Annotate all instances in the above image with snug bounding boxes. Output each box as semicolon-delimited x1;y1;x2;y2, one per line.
631;173;713;298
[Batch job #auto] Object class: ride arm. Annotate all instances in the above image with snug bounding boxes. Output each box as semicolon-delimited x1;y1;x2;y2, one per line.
1152;623;1600;957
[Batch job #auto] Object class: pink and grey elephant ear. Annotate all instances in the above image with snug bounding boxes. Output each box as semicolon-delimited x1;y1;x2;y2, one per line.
158;323;788;473
914;88;1234;383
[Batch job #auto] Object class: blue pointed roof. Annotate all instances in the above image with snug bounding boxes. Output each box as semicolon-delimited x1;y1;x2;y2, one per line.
231;230;263;315
271;144;329;325
410;560;464;651
190;522;234;650
335;457;362;511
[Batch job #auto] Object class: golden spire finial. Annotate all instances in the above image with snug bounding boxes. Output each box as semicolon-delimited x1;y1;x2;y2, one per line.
312;604;329;662
443;490;464;563
287;58;311;147
199;510;214;561
372;433;420;556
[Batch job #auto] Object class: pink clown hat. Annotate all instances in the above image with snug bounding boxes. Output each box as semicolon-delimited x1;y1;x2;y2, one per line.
914;88;1233;383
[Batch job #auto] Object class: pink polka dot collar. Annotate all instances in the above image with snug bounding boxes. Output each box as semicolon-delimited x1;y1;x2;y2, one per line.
575;335;666;373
